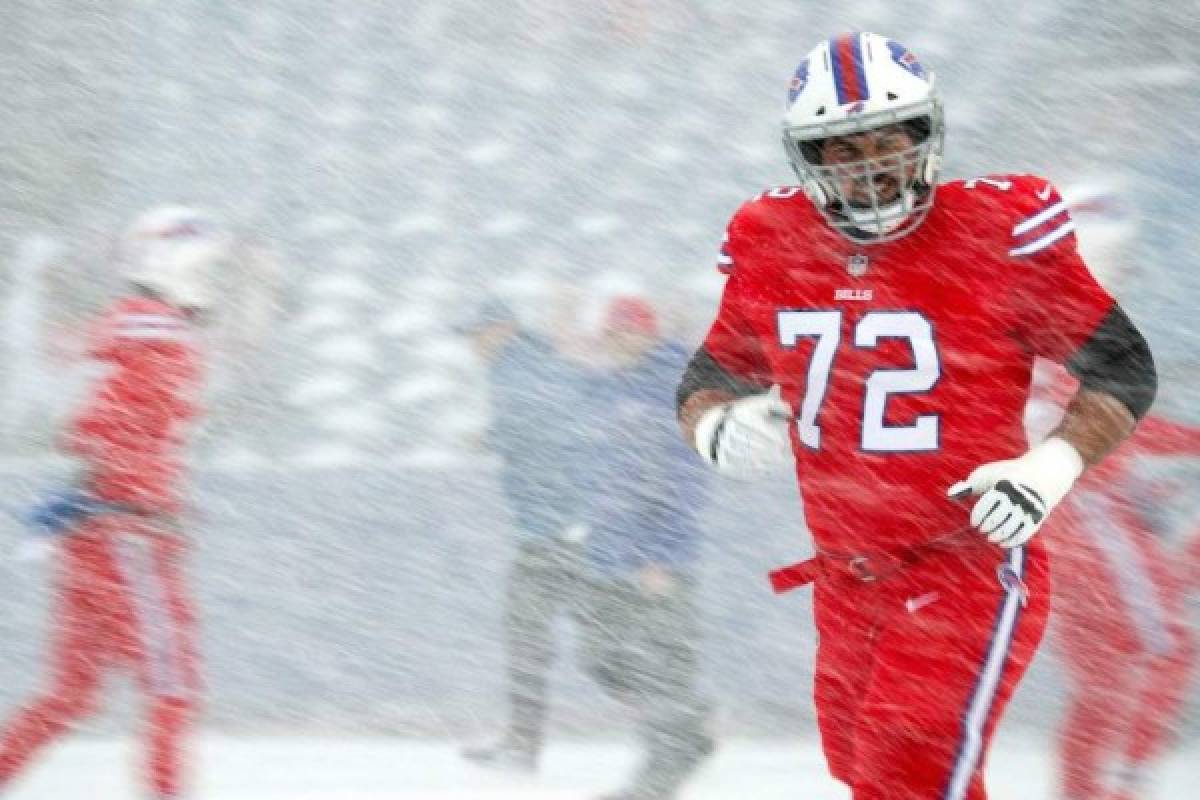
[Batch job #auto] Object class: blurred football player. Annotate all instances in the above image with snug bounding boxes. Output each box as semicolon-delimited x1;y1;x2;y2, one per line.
675;33;1156;800
0;205;228;800
1031;363;1200;800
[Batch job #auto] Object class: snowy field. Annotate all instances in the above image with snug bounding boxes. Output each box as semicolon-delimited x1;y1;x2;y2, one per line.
6;734;1199;799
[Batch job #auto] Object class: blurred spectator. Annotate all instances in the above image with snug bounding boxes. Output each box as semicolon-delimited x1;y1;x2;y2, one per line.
460;296;593;771
575;296;714;800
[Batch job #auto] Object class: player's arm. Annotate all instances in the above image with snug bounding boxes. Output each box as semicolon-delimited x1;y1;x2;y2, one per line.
951;176;1155;547
1052;303;1156;466
677;347;769;444
678;208;760;430
678;351;792;479
952;308;1156;550
677;206;796;477
676;292;791;478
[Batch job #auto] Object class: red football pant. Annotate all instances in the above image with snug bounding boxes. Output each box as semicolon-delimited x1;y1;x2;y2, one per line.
1047;493;1197;800
0;515;200;798
813;543;1050;800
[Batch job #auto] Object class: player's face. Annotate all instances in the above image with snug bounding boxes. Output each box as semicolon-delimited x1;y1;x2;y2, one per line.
471;320;519;362
603;329;656;363
818;123;918;207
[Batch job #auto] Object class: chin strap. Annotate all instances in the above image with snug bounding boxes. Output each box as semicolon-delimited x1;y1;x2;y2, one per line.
842;189;917;234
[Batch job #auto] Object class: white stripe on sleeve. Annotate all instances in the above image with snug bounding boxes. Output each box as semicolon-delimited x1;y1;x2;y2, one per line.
1012;200;1068;237
1008;220;1076;257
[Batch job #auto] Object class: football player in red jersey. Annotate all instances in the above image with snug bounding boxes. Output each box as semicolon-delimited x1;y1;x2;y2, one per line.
0;206;227;800
1029;362;1200;800
675;32;1157;800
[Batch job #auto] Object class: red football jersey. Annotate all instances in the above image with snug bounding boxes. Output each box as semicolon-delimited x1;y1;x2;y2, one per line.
64;296;202;513
702;175;1114;553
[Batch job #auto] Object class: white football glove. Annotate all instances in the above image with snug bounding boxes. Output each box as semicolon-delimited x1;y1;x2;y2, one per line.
948;436;1084;549
693;385;793;479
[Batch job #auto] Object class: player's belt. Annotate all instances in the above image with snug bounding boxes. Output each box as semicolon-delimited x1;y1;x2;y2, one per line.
768;551;908;592
768;527;977;593
85;498;186;536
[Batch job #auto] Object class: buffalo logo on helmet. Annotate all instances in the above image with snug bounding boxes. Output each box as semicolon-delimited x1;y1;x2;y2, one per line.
787;60;810;104
886;39;927;79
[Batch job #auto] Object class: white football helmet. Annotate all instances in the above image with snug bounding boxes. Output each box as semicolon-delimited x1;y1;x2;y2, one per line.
120;205;231;311
782;33;945;243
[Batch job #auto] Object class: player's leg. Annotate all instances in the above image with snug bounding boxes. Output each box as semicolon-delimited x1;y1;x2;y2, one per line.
111;528;200;800
849;546;1051;800
1109;582;1198;799
466;538;580;768
0;537;110;787
602;575;715;800
1048;519;1142;800
145;695;193;800
811;575;883;787
1054;612;1138;800
577;573;696;798
578;576;644;702
1057;501;1196;800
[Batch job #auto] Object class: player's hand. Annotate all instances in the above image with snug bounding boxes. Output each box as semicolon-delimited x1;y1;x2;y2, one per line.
692;385;793;479
24;486;102;538
948;437;1084;548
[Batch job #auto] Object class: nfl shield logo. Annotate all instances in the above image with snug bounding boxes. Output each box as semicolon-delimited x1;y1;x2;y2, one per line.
847;253;869;276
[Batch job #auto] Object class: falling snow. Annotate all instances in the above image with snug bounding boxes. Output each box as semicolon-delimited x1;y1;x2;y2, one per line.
0;2;1196;799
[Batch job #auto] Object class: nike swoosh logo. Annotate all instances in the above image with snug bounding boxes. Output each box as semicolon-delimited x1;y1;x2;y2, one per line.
905;591;940;614
1036;184;1053;201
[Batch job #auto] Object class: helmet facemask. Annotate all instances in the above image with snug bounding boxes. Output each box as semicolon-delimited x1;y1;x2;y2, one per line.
784;100;944;244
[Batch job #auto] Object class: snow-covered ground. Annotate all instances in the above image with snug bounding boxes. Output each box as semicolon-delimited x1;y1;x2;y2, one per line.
7;734;1199;799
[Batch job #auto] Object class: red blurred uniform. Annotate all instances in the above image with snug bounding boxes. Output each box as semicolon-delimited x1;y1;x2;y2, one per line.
0;295;203;799
1184;525;1200;589
1031;365;1200;800
702;174;1114;799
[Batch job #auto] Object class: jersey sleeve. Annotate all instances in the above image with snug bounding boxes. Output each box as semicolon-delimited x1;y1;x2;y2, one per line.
699;210;773;387
1008;177;1116;363
716;228;735;275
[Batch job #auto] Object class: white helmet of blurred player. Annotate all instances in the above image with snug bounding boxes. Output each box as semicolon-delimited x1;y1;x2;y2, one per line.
1060;181;1137;292
782;33;945;243
121;205;231;312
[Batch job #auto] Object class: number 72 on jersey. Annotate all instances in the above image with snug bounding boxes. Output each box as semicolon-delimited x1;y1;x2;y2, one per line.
779;310;941;453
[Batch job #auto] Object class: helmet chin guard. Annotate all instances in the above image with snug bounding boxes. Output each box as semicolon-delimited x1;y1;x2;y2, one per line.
782;33;945;244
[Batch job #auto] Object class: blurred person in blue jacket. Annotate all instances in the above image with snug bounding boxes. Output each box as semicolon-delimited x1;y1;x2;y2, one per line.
576;296;715;800
459;296;593;772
